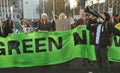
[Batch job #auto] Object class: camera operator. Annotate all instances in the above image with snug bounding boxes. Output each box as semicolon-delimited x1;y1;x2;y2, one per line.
87;12;120;73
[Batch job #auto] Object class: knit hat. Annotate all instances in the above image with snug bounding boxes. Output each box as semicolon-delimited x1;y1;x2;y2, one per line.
41;13;48;18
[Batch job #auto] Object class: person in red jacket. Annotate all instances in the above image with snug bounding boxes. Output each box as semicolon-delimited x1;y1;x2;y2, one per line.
73;9;88;28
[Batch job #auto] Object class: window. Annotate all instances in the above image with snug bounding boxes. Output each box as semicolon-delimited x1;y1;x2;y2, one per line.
17;15;20;18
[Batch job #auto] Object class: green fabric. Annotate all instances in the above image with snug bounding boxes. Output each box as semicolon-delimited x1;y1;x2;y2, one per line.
0;25;120;68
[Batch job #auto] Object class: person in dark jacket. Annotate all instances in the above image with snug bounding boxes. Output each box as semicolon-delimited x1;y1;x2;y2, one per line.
38;13;55;31
87;12;120;73
3;18;13;37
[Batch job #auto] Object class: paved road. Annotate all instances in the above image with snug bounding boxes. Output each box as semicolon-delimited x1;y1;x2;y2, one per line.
0;59;120;73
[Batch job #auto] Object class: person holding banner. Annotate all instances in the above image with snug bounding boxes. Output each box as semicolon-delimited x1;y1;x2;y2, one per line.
12;18;25;34
58;13;67;20
3;18;14;37
55;13;71;31
87;12;120;73
73;9;87;28
23;21;32;33
38;13;55;32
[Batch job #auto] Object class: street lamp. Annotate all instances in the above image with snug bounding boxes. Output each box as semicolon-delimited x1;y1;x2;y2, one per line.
53;0;55;15
42;0;45;13
10;5;14;20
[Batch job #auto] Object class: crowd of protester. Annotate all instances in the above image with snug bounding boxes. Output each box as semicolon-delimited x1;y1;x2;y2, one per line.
0;10;119;37
0;8;120;73
0;12;70;37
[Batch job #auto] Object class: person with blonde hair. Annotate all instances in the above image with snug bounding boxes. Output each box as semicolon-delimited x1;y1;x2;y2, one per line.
55;12;71;31
58;13;67;20
38;13;55;31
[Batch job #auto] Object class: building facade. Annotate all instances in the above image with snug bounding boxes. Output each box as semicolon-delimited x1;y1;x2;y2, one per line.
23;0;40;20
0;0;119;20
85;0;120;14
0;0;23;20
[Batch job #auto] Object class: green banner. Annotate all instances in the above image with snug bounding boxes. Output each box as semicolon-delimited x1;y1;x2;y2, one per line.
0;25;120;68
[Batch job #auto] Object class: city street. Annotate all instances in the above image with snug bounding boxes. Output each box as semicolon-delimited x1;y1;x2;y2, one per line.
0;59;120;73
0;0;120;73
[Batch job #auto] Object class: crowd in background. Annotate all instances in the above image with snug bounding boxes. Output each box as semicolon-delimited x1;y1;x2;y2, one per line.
0;8;120;73
0;9;120;37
